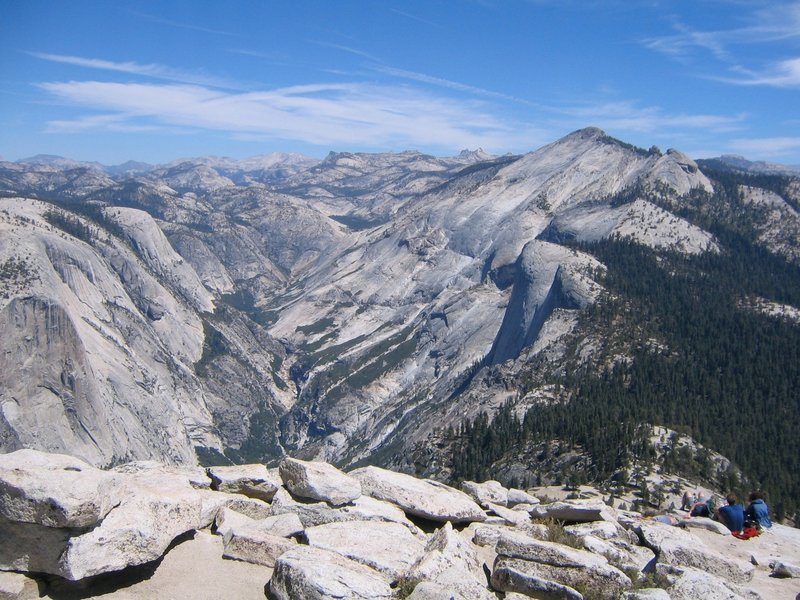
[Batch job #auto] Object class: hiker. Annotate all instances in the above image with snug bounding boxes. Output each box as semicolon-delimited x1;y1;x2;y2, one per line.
688;494;716;517
716;493;745;533
681;490;696;511
745;491;773;530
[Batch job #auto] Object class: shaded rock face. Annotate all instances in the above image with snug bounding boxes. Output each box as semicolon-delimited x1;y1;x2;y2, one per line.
0;449;790;600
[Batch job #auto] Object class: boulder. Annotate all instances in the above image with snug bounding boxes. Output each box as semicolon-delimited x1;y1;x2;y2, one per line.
531;499;616;523
268;487;422;533
665;565;758;600
0;449;121;529
221;526;296;568
268;546;394;600
208;492;273;520
304;520;426;578
112;460;212;489
406;580;483;600
471;523;549;549
680;516;732;536
461;480;508;507
507;488;540;506
490;563;584;600
493;556;630;599
279;457;361;506
402;522;495;599
493;534;632;598
635;521;754;585
58;472;209;580
0;571;38;600
351;465;486;523
207;464;281;502
565;520;627;541
771;560;800;578
215;506;303;539
0;450;214;580
486;501;532;526
620;590;672;600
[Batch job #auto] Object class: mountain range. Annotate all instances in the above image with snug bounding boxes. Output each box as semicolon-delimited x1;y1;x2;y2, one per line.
1;127;799;518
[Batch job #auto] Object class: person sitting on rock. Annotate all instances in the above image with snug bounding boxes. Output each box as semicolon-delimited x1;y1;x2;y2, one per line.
716;493;745;533
688;493;713;517
745;491;773;530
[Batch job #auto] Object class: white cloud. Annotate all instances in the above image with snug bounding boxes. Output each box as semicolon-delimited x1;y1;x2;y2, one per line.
29;53;237;89
38;80;549;152
725;57;800;88
374;66;534;105
729;136;800;157
549;100;745;135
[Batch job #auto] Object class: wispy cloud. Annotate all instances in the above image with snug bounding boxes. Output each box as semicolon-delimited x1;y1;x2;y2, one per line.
37;80;548;152
643;2;800;61
129;11;233;36
309;41;382;63
388;8;441;28
550;99;746;135
729;136;800;157
29;52;239;89
723;57;800;88
374;66;534;105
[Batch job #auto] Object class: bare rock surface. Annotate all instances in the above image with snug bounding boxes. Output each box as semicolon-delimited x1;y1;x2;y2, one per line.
279;457;361;506
0;450;120;528
402;522;496;600
351;465;487;523
531;498;615;523
207;464;280;502
268;545;394;600
462;479;509;507
1;451;799;600
221;526;296;567
635;520;754;585
304;520;426;578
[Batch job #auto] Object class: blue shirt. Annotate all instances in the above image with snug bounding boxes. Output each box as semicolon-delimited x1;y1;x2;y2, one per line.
718;504;745;532
746;499;772;528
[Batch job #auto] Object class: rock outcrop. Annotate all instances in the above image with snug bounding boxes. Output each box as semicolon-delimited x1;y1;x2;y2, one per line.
2;449;797;599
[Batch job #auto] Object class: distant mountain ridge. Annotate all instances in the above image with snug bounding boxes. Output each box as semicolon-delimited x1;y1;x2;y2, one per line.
1;128;799;519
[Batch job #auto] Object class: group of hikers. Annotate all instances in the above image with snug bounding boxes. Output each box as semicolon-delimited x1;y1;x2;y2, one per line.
682;490;773;539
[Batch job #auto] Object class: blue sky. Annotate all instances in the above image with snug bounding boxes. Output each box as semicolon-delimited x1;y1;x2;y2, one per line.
1;0;799;165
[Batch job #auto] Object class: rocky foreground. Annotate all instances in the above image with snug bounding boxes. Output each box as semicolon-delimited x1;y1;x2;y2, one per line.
1;450;799;599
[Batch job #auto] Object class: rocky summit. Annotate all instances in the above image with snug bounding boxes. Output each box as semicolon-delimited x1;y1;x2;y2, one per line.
1;449;800;599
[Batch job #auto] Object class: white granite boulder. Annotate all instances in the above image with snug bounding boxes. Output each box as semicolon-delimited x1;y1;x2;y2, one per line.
664;565;759;600
207;464;281;502
680;516;732;535
304;520;426;578
461;480;508;507
507;488;540;507
214;506;303;539
493;533;632;598
351;466;486;523
57;469;211;580
490;564;583;600
0;449;121;529
279;457;361;506
268;486;421;533
531;499;616;523
221;526;296;567
634;521;754;585
402;522;495;600
268;546;394;600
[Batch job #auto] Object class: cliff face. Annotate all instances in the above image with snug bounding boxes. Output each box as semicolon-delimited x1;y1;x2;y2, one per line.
0;128;798;475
